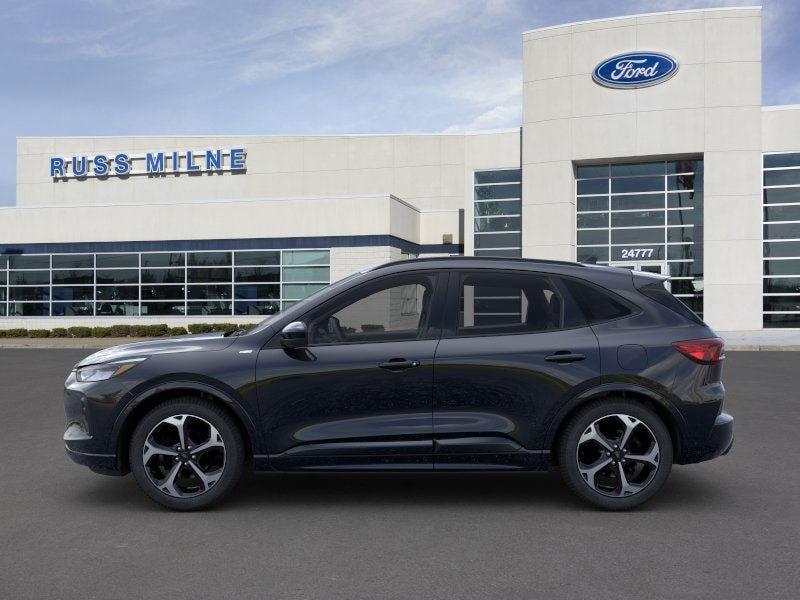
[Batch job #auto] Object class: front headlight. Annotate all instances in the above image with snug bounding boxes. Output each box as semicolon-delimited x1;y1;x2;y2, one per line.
75;358;148;382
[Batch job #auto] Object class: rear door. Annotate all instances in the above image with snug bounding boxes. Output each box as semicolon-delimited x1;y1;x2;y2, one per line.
432;269;602;469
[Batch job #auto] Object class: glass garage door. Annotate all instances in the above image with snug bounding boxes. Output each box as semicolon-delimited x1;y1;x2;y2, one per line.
575;159;704;317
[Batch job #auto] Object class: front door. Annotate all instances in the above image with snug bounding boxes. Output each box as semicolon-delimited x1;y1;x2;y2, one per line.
256;271;445;470
432;270;602;469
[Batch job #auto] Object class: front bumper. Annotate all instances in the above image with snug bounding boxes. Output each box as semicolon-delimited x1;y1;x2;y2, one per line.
682;411;734;464
64;422;123;475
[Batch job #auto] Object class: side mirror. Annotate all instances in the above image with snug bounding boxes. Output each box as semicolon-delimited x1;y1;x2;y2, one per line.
280;321;308;349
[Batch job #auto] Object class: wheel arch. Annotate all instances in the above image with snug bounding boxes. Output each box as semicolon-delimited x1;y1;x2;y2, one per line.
546;384;686;465
113;380;259;474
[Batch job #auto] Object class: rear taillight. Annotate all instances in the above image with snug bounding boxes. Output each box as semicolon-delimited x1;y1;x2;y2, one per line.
672;338;725;364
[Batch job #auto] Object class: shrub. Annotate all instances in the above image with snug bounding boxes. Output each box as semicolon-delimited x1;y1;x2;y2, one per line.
4;328;29;338
145;324;169;337
168;327;188;336
211;323;239;333
51;328;69;338
91;327;113;338
108;324;132;337
129;325;149;337
361;324;385;332
68;326;93;338
28;329;51;338
188;323;214;334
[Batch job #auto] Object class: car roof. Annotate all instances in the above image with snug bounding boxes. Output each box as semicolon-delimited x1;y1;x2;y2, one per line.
367;256;626;278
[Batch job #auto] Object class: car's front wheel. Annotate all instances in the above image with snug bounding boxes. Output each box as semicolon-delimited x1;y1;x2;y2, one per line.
558;398;673;510
129;398;245;510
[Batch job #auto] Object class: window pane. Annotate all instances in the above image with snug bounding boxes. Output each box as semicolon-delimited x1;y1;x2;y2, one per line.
576;164;609;178
473;249;522;257
668;210;697;226
187;285;232;300
282;250;329;266
141;268;185;283
611;228;664;244
474;184;521;200
187;267;231;283
96;286;138;301
187;302;232;316
474;200;521;216
474;216;521;233
577;230;608;245
9;255;48;269
474;232;521;249
10;287;49;301
667;244;694;260
577;179;608;195
52;270;93;284
668;227;694;243
764;259;800;275
764;153;800;168
234;266;280;282
96;269;138;284
764;278;800;294
141;285;185;300
52;302;94;316
187;252;231;266
52;254;93;269
611;176;663;194
9;271;49;285
311;279;432;344
234;284;280;300
764;205;800;222
577;213;609;229
577;197;608;212
763;296;800;312
282;266;330;282
667;174;697;191
611;194;663;210
474;170;520;184
667;160;701;174
764;314;800;328
8;302;49;316
96;302;138;316
763;188;800;204
667;191;701;209
234;251;279;266
764;170;800;187
97;254;138;268
0;271;5;285
141;302;185;315
235;300;280;316
611;211;664;227
577;247;609;262
764;241;800;258
457;272;564;333
53;286;94;301
140;253;184;268
283;283;327;300
611;162;664;176
764;223;800;240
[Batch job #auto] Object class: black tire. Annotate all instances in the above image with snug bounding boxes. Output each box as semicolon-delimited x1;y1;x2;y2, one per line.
558;398;673;510
129;397;245;511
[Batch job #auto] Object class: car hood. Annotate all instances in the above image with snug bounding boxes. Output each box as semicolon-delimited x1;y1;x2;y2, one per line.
75;333;237;367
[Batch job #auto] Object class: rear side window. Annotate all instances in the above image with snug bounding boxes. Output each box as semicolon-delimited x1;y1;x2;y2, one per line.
560;277;633;324
455;271;564;335
639;281;705;325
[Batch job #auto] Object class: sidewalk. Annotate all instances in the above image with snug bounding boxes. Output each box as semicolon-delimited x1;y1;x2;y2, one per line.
1;332;799;350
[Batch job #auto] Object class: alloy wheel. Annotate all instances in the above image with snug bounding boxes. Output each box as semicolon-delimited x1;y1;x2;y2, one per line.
142;414;226;498
575;413;660;497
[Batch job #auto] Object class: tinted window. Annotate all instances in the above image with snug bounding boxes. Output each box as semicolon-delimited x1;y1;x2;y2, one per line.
561;277;633;324
310;274;436;345
455;272;564;335
639;281;704;325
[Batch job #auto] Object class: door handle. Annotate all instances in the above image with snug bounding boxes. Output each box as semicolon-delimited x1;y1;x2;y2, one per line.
378;359;421;371
545;351;586;364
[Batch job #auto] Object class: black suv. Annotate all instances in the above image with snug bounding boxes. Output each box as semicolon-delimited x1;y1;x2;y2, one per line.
64;257;733;510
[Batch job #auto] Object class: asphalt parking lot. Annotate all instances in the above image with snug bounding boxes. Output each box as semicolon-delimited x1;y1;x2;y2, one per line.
0;349;797;599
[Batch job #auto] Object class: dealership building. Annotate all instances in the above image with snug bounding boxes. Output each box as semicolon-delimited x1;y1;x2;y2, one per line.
2;5;799;332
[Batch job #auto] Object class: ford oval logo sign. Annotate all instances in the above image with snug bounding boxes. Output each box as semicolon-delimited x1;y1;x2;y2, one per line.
593;52;678;89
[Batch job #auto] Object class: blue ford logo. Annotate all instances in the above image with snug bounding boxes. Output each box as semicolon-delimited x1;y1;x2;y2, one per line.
593;52;678;89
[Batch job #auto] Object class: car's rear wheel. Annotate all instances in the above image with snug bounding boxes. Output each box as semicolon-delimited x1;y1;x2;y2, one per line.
558;398;673;510
129;398;245;510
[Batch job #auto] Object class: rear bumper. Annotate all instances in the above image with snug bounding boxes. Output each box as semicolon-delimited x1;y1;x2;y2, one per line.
682;412;734;464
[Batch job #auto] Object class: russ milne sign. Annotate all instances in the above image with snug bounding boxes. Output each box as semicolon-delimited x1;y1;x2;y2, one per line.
592;52;678;89
50;148;246;179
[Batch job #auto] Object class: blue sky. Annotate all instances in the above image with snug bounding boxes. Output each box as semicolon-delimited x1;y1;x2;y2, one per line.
1;0;798;206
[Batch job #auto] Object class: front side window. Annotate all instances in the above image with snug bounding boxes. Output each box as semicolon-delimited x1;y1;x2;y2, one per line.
309;274;436;345
455;271;564;335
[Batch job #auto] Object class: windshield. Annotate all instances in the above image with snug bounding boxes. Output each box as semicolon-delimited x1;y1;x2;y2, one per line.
244;271;365;336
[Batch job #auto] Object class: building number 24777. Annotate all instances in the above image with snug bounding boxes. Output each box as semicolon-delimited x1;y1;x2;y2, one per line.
619;248;655;259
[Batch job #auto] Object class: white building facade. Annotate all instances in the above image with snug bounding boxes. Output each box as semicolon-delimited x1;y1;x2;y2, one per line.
2;6;799;332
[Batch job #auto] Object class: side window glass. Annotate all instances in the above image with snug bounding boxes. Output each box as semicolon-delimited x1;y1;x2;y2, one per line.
310;275;435;344
560;277;633;324
457;272;564;335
